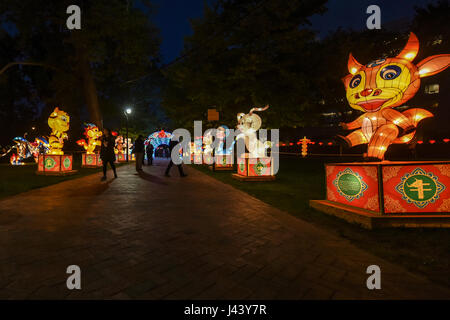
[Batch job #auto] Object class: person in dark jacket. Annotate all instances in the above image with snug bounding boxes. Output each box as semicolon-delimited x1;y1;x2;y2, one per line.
133;135;145;171
100;128;117;181
146;143;154;165
165;136;187;177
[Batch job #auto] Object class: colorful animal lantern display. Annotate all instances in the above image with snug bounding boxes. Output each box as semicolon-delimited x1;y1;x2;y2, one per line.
339;32;450;161
10;137;31;165
37;108;76;175
5;136;49;165
299;136;311;157
115;135;134;162
310;32;450;227
191;139;203;163
31;137;50;161
77;124;102;154
47;107;70;155
115;135;125;159
234;105;275;181
77;123;103;167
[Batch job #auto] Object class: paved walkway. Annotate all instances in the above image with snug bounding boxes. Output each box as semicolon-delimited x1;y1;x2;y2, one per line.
0;159;449;299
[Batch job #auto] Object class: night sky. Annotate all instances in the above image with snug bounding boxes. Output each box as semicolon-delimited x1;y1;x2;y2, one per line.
153;0;440;64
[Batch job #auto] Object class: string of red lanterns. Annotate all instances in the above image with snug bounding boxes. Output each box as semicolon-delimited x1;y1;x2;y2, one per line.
276;138;450;147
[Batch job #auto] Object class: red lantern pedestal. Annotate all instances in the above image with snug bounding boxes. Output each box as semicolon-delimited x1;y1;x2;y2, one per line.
81;153;102;168
310;161;450;229
209;154;234;171
202;153;213;165
116;153;127;162
191;154;202;164
232;155;275;181
36;154;77;176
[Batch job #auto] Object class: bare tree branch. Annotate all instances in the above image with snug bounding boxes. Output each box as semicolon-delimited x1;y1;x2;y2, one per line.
0;61;61;76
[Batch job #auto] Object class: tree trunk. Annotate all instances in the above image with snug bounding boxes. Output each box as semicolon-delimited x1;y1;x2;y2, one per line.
77;48;102;127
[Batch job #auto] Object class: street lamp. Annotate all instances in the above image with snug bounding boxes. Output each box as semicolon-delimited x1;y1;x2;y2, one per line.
124;107;132;162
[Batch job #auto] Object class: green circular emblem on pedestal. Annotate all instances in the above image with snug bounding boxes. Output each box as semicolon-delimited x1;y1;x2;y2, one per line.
333;168;368;202
395;168;445;209
255;161;266;176
337;173;361;196
63;157;71;169
86;155;93;165
222;156;227;166
239;162;245;173
45;157;56;169
404;175;436;202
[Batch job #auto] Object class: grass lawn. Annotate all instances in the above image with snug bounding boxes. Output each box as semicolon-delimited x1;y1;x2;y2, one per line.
193;156;450;288
0;158;125;199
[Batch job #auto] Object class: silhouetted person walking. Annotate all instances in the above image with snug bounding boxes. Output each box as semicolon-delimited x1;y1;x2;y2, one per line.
100;128;117;181
133;135;145;172
146;143;154;165
165;136;187;177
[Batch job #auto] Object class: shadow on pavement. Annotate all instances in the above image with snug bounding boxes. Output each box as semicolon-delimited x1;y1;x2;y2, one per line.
67;178;114;197
135;170;167;185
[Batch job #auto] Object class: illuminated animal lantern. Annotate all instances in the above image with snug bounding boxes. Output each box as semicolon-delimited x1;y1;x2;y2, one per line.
77;123;102;154
47;107;70;155
115;135;125;155
340;32;450;160
10;137;31;165
236;105;272;158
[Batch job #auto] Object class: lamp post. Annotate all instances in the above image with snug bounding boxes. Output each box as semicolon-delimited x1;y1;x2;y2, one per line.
124;107;132;162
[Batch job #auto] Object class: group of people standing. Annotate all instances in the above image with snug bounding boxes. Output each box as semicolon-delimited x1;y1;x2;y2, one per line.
99;129;185;180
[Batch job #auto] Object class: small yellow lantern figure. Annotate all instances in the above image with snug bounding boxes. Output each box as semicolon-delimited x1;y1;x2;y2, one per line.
77;123;103;167
299;136;311;157
77;124;102;154
47;107;70;155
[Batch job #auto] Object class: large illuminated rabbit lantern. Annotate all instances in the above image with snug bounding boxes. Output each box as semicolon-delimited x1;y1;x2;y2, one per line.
339;32;450;160
236;105;272;158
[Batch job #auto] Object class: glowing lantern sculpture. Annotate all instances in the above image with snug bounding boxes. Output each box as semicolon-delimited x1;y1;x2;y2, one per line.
191;140;203;163
115;135;126;162
299;136;311;157
145;130;172;160
37;107;77;175
11;137;31;165
233;105;275;181
77;123;103;167
310;33;450;228
339;32;449;161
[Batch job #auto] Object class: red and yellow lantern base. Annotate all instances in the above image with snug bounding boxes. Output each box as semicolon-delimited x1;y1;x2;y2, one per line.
232;156;275;181
81;153;102;168
36;154;77;176
191;154;202;164
209;154;234;171
310;161;450;228
116;153;135;162
116;153;126;162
